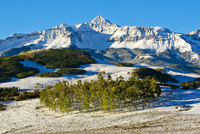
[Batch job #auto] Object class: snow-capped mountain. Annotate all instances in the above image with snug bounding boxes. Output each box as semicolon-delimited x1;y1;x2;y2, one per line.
1;16;200;68
0;16;116;53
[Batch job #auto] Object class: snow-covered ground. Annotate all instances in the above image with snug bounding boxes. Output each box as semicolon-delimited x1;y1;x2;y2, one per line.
1;95;200;134
1;59;198;90
1;59;200;133
0;59;135;90
20;60;57;73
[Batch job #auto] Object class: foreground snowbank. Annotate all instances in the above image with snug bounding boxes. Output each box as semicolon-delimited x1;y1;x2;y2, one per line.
0;98;200;134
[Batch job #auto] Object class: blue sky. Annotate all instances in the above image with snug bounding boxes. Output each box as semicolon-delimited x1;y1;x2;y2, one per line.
0;0;200;39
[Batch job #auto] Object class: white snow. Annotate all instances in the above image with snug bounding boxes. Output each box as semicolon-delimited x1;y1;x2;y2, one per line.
1;59;200;133
167;70;200;83
110;26;194;54
20;60;56;73
138;55;153;59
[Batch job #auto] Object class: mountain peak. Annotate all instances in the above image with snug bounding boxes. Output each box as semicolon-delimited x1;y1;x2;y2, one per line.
192;29;200;34
93;15;104;19
88;16;118;34
186;29;200;38
90;16;112;25
53;23;69;29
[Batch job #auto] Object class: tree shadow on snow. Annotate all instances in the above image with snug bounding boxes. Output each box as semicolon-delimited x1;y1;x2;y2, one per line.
154;86;200;108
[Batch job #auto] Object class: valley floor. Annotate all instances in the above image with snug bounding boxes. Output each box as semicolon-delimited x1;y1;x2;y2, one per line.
1;59;200;134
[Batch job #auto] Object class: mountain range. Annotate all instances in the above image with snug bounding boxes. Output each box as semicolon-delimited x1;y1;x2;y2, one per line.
1;16;200;72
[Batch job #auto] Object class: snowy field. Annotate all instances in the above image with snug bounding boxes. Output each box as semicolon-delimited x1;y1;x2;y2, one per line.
0;59;137;90
0;59;200;133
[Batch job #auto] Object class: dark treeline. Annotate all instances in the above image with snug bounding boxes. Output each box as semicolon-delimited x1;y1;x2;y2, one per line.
40;72;161;112
16;90;40;101
132;68;178;83
0;87;40;102
57;68;86;75
0;104;5;111
19;49;96;69
0;87;40;111
179;77;200;89
180;81;200;89
114;62;133;67
0;87;19;101
36;68;86;77
36;72;62;77
0;49;95;82
0;56;39;82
